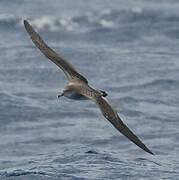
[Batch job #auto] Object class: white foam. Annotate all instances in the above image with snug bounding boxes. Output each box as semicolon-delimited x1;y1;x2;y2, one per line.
100;19;114;28
0;13;19;22
28;16;78;32
30;16;58;31
132;7;143;14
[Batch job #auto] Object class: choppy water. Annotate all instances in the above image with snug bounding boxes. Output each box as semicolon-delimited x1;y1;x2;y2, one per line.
0;0;179;179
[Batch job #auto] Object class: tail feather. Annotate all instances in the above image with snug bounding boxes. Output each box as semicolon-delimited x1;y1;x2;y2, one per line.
100;90;108;97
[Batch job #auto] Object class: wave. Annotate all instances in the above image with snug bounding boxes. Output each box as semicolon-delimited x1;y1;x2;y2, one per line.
0;14;21;30
1;7;179;34
117;79;179;92
0;170;46;177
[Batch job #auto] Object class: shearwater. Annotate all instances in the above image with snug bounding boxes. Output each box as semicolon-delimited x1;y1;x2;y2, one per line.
24;20;154;155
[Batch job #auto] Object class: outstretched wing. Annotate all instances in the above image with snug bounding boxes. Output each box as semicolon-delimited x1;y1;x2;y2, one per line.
96;96;154;155
77;84;154;154
24;20;88;84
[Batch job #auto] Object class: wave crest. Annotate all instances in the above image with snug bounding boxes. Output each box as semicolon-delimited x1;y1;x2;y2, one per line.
1;7;179;34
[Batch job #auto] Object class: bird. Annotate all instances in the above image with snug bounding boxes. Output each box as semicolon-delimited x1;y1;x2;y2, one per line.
24;20;154;155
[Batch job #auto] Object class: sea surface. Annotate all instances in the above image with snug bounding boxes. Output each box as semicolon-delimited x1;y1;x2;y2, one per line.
0;0;179;179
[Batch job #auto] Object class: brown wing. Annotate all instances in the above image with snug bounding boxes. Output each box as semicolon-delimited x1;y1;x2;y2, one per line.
77;84;154;154
24;20;88;84
95;96;154;155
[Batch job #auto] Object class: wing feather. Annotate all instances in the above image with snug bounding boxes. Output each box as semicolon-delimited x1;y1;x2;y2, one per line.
77;85;153;154
95;96;154;155
24;20;88;83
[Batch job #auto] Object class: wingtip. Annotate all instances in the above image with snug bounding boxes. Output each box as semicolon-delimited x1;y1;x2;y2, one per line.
24;19;27;25
144;146;154;155
23;20;34;36
24;20;29;28
147;149;154;155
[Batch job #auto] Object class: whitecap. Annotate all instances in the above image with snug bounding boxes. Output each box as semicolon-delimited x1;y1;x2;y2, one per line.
132;7;143;14
28;16;78;32
100;19;114;28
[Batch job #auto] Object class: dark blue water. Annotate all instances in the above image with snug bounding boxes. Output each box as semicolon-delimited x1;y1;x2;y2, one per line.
0;0;179;179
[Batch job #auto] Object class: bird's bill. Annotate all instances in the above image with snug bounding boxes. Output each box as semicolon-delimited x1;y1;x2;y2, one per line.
57;92;64;98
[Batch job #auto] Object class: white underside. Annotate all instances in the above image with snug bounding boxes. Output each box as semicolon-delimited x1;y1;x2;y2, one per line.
65;91;88;100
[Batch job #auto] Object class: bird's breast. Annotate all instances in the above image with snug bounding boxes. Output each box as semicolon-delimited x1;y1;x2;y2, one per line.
65;91;88;100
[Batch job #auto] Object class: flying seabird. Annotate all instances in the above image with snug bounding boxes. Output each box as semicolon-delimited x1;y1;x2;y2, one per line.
24;20;154;155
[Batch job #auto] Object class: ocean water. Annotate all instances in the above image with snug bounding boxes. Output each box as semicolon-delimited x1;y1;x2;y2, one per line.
0;0;179;179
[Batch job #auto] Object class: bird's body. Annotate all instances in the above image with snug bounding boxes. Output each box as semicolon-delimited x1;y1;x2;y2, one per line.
24;20;154;155
65;91;87;100
61;81;107;100
62;83;87;100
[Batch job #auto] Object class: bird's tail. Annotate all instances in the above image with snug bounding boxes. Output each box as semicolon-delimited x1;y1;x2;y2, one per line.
99;90;108;97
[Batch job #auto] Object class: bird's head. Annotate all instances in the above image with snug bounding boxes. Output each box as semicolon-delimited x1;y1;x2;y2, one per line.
57;85;73;98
